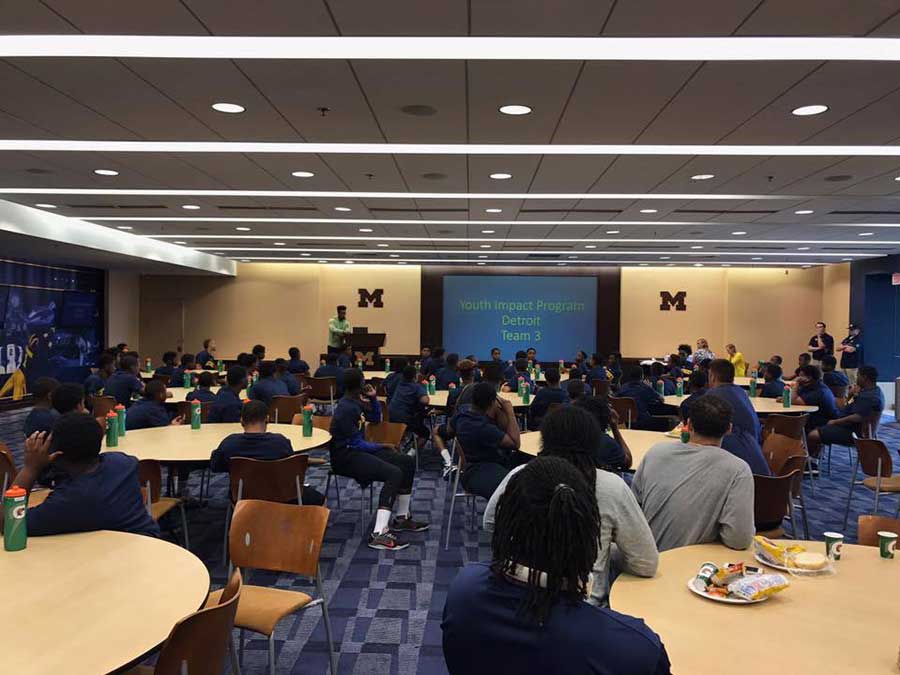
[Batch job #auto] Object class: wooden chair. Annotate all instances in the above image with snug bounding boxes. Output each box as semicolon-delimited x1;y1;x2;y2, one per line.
126;569;243;675
857;515;900;547
152;374;171;386
591;379;610;398
780;455;810;539
609;396;639;429
268;394;308;424
138;460;190;550
444;440;482;550
302;376;336;409
365;420;407;446
824;410;881;477
213;500;337;675
0;442;16;495
842;438;900;530
753;470;801;538
761;413;809;444
224;454;310;564
763;431;805;475
91;395;116;421
174;399;214;423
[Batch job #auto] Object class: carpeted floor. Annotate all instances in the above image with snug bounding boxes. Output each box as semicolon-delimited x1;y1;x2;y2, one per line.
2;409;898;673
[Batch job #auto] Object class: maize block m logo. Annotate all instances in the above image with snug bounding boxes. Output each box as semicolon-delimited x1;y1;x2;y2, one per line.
659;290;687;312
358;288;384;308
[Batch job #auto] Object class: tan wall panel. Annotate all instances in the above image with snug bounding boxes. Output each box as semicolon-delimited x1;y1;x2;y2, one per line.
106;270;141;351
822;263;851;337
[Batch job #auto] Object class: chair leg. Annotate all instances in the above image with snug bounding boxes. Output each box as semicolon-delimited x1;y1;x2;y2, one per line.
223;501;232;565
268;633;276;675
317;571;338;675
333;475;342;509
824;444;832;476
841;457;860;531
229;635;242;675
239;627;245;665
444;469;461;550
797;489;810;540
179;502;190;551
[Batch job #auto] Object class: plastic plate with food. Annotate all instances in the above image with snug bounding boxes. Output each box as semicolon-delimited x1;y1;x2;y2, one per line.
753;536;836;577
688;561;790;605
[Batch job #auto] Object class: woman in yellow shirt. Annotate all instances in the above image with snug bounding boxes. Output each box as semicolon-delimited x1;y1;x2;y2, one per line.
725;343;747;377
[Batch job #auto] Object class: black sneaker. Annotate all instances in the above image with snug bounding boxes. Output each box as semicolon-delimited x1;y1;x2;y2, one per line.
368;531;409;551
391;515;430;533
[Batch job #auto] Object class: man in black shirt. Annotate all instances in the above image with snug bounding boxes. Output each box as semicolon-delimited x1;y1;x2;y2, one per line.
807;321;834;366
836;323;863;386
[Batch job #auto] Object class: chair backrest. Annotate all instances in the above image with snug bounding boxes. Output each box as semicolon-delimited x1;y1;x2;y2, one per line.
454;439;469;472
857;515;900;547
0;442;16;494
91;395;116;420
138;459;164;504
311;415;332;432
304;376;336;400
269;394;308;424
591;379;610;398
609;396;638;428
828;385;848;400
859;411;881;440
175;400;214;422
229;500;330;577
229;454;310;504
151;568;242;675
152;374;171;386
761;414;809;441
779;454;808;498
762;432;805;474
365;421;407;446
753;470;798;528
855;438;893;478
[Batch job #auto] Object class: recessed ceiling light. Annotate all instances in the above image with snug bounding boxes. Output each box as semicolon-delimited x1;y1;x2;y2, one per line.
489;173;512;180
639;263;649;266
792;104;828;116
480;244;491;248
858;232;874;236
693;263;704;267
842;257;853;261
481;229;495;234
211;102;245;114
477;262;486;265
639;209;658;214
557;262;567;266
212;252;224;255
802;264;811;268
240;259;250;263
731;231;747;235
334;206;352;212
894;176;900;182
116;225;132;230
300;253;311;256
235;226;251;231
34;203;56;209
93;169;118;176
794;209;814;215
377;243;389;247
173;240;187;245
181;204;200;210
291;170;315;178
585;244;597;249
797;246;811;250
274;241;286;246
478;255;488;259
485;208;503;213
752;257;763;260
605;230;620;235
690;245;704;249
721;263;731;267
344;260;354;264
568;256;578;259
499;104;532;116
666;263;676;267
359;227;373;232
398;261;407;265
690;174;715;181
318;260;328;264
389;254;399;258
659;256;671;260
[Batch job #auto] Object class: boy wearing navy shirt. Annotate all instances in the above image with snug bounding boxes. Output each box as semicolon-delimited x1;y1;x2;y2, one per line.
249;361;289;406
649;362;675;395
502;358;534;393
617;366;668;431
330;369;427;550
792;365;838;429
209;400;324;505
23;377;60;438
196;338;216;369
287;347;310;375
154;351;178;378
209;366;247;423
527;368;568;431
103;355;144;408
388;365;431;441
84;353;115;402
12;413;159;538
314;352;345;397
383;357;407;403
436;353;461;390
186;371;217;403
169;353;197;388
126;380;183;430
503;350;527;383
808;365;884;458
820;355;849;389
337;344;354;369
274;359;301;396
760;364;785;398
424;348;446;379
586;353;610;384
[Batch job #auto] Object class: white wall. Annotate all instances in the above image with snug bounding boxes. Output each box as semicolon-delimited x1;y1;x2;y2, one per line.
106;270;141;351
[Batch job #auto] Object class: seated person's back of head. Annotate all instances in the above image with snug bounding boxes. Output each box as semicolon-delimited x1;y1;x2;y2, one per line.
126;380;173;430
566;377;586;401
23;377;61;437
52;383;86;415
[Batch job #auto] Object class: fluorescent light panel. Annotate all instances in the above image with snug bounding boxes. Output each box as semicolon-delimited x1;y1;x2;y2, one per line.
229;256;822;267
189;247;874;257
3;35;900;62
8;139;900;157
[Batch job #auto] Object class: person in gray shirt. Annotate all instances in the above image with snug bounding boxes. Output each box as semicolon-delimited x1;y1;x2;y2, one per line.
631;395;754;553
484;406;658;606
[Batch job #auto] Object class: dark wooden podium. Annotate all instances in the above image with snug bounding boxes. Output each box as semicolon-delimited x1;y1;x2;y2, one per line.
351;327;386;366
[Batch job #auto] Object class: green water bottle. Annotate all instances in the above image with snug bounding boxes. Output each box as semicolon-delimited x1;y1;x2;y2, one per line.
144;358;152;374
428;376;436;395
246;379;254;398
749;372;758;398
357;359;363;370
783;385;792;408
115;404;126;437
182;371;191;388
191;400;202;430
517;376;524;396
218;359;224;374
535;364;541;380
3;486;27;552
385;358;391;374
676;378;684;397
302;405;314;437
656;380;665;396
105;411;119;447
558;359;564;371
680;424;691;444
522;382;530;404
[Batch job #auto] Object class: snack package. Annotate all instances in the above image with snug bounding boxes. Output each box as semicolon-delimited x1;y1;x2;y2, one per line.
727;573;790;601
711;562;745;587
753;536;805;565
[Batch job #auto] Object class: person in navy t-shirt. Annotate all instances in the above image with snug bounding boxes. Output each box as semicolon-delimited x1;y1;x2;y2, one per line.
196;338;217;369
820;355;849;389
442;456;670;675
435;353;462;390
169;353;197;388
808;366;884;459
502;358;534;393
792;365;838;429
103;355;144;408
126;380;183;430
249;361;289;406
22;377;60;438
154;351;178;379
314;352;345;398
274;359;302;396
83;353;116;405
286;346;310;375
388;366;431;441
760;364;786;398
186;371;218;403
585;353;610;385
617;366;669;431
383;357;407;403
12;413;159;538
527;368;568;431
209;366;248;423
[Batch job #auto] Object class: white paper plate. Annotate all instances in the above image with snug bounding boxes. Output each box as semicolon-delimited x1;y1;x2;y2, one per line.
686;578;770;604
754;551;835;577
753;552;790;571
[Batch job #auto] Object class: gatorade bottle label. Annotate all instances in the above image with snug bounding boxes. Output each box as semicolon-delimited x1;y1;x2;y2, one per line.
783;386;792;408
115;404;126;437
106;412;119;447
3;487;27;552
676;379;684;397
191;402;202;429
183;372;191;388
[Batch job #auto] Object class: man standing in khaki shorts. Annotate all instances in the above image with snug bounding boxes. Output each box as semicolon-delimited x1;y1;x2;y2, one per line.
836;323;863;386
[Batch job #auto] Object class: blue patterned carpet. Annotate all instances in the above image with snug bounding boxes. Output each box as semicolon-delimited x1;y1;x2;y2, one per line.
2;410;898;673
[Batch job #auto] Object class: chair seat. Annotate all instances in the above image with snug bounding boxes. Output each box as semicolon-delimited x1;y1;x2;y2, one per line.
862;476;900;492
208;584;313;636
307;457;328;466
756;527;785;539
119;666;153;675
150;497;181;521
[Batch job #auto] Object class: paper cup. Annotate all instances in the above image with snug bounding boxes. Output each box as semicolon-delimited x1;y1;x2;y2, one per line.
878;531;897;560
823;531;844;560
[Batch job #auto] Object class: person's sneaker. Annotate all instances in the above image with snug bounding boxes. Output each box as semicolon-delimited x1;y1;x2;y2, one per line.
391;515;430;533
442;464;457;481
368;531;409;551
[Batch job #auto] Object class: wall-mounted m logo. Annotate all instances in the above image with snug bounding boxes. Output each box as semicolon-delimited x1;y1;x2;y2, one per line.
659;290;687;312
358;288;384;308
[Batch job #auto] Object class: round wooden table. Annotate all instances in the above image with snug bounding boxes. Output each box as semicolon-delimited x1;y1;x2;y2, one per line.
611;541;900;674
663;394;817;415
141;369;222;381
733;376;764;388
104;423;331;462
519;428;666;467
1;530;209;674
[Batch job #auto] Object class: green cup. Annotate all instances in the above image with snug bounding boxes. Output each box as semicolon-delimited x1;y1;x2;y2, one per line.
878;531;897;560
823;531;844;560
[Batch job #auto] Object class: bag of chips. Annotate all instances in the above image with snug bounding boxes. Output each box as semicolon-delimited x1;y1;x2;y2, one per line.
727;573;789;601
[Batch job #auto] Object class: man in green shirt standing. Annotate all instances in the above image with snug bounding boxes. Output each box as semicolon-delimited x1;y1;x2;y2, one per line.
328;304;352;355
